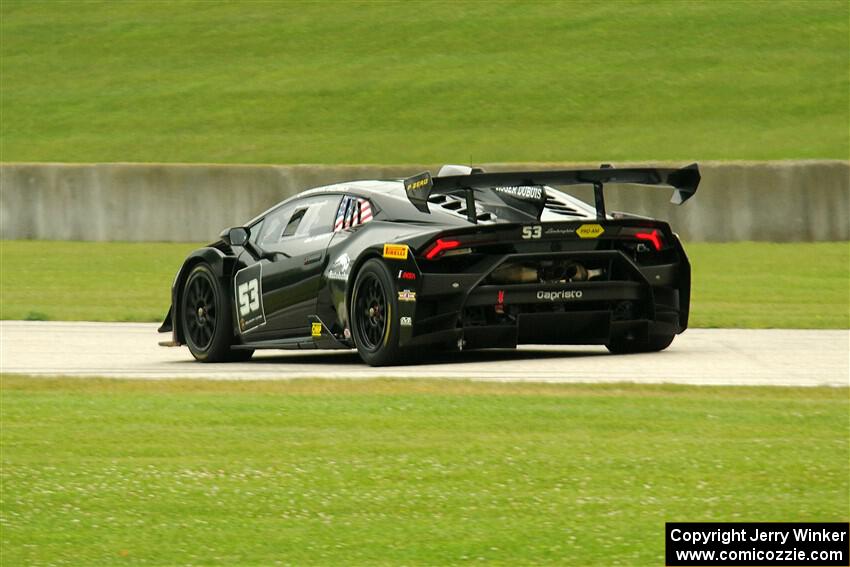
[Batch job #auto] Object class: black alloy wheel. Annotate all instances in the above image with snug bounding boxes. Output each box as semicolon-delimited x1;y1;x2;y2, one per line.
181;263;253;362
184;269;217;351
351;259;404;366
354;272;388;351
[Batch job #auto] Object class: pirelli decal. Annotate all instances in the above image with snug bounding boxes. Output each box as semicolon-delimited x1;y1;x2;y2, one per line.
576;223;605;239
383;244;409;260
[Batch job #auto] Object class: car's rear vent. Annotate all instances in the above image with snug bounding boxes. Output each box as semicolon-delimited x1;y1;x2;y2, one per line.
458;210;495;222
544;195;582;216
429;193;497;223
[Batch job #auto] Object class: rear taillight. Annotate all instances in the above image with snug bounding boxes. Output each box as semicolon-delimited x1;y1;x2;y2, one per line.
424;238;462;260
634;229;663;251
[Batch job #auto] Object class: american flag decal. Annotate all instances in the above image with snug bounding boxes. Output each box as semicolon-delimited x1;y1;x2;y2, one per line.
334;196;373;232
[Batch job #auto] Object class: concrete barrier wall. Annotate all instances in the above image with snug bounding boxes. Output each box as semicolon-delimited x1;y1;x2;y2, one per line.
1;161;847;242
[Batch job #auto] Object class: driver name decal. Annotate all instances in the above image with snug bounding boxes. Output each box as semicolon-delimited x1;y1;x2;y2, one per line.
494;185;544;200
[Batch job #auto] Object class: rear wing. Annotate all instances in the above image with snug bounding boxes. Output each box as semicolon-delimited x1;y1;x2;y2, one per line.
403;163;701;222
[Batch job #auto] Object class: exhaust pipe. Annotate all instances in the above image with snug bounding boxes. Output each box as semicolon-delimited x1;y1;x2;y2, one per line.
563;262;589;282
491;260;604;284
490;263;538;284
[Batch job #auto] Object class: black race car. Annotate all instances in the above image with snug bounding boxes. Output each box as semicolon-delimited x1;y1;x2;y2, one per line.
158;163;701;366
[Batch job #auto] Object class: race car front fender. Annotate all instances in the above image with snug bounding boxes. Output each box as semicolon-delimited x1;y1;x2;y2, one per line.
158;246;237;344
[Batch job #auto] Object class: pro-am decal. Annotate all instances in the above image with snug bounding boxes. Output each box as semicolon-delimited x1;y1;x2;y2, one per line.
576;223;605;239
311;322;322;337
234;263;266;334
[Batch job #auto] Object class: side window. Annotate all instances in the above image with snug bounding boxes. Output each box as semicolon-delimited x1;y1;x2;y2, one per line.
255;203;295;247
255;195;345;247
290;194;343;238
281;207;307;238
333;196;374;232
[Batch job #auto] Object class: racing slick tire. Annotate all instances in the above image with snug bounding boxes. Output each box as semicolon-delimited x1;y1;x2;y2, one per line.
350;258;404;366
605;333;675;354
181;263;253;363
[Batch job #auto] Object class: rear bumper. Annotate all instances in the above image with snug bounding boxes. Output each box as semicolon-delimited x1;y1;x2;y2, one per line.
401;249;688;349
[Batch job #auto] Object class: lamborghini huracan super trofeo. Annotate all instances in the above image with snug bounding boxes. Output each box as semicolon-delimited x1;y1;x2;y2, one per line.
158;163;701;366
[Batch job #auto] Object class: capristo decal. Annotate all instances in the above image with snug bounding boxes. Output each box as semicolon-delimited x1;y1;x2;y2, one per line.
537;290;583;301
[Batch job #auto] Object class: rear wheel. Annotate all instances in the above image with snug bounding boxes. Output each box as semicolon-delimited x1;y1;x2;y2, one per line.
350;259;404;366
181;263;253;362
606;333;675;354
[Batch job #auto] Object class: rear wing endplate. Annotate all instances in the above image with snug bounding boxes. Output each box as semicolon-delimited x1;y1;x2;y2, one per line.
403;163;701;221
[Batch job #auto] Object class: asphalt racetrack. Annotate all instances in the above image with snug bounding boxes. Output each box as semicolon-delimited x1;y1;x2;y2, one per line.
1;321;847;386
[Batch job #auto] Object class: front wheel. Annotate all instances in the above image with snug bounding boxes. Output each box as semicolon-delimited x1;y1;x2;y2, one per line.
350;259;404;366
181;263;253;362
606;333;675;354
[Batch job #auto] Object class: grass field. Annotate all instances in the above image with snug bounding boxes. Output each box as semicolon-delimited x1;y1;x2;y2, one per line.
1;240;847;328
1;376;847;566
1;1;847;164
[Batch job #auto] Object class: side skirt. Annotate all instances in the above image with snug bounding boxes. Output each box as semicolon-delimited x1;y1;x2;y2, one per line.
235;315;353;351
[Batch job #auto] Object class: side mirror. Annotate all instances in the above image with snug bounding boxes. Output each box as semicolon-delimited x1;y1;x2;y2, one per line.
223;226;250;246
222;226;272;260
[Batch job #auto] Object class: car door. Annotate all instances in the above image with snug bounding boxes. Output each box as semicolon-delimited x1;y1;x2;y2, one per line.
247;194;343;339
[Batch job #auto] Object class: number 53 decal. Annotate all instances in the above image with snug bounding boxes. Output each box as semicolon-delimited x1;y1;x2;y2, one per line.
522;225;542;239
238;279;260;316
234;264;266;333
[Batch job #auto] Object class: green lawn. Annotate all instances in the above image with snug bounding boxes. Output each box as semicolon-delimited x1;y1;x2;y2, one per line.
1;240;847;328
0;240;202;323
1;1;847;164
1;376;847;566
